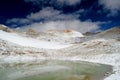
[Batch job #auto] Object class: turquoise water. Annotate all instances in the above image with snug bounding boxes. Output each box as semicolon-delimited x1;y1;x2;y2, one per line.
0;60;112;80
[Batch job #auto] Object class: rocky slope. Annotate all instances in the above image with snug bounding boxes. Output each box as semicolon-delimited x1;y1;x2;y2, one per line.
97;27;120;39
24;29;84;44
0;25;120;60
0;25;120;80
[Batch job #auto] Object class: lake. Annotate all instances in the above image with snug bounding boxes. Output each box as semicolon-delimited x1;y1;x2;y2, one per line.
0;60;112;80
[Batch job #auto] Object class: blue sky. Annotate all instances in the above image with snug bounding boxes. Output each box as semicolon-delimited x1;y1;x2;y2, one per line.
0;0;120;33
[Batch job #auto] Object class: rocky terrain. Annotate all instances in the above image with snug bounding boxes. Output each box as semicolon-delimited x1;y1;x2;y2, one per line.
0;24;120;80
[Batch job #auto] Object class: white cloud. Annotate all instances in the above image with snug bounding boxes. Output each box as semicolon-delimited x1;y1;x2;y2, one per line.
27;7;60;20
99;0;120;10
27;7;79;21
6;7;100;33
6;18;31;24
19;20;100;33
7;7;80;25
99;0;120;16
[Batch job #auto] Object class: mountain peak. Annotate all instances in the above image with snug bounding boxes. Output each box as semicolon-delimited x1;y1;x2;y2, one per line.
0;24;14;32
0;24;7;28
106;26;120;33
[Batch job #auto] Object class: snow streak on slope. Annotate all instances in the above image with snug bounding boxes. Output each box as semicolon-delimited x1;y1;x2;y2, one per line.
37;30;84;44
41;30;84;38
0;30;71;49
0;26;120;80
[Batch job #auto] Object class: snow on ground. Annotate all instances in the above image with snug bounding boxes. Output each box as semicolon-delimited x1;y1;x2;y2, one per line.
0;30;71;49
63;30;84;38
46;53;120;80
43;30;84;38
70;53;120;80
1;54;120;80
38;30;84;44
72;39;120;80
0;29;120;80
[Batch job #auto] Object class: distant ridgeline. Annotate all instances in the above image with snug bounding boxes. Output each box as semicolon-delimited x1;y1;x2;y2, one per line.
0;24;14;32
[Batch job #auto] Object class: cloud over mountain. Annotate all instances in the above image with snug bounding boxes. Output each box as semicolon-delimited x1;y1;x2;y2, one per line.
19;20;100;33
6;7;80;25
6;5;101;33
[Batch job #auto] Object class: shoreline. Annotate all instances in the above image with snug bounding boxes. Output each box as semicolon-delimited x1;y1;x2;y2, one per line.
0;53;120;80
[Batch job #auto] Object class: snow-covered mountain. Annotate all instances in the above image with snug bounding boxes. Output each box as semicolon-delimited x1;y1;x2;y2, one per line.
0;25;120;59
0;24;15;32
0;25;85;62
0;24;120;80
24;29;84;44
0;25;76;49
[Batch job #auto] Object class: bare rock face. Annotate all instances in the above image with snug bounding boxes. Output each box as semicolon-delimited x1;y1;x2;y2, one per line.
0;24;14;32
117;37;120;42
26;29;39;37
0;24;7;30
83;32;99;36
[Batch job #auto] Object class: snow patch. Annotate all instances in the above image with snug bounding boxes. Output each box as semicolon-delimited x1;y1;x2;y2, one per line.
63;30;84;38
0;30;71;49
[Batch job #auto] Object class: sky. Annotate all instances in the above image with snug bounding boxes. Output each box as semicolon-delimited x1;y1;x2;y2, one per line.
0;0;120;33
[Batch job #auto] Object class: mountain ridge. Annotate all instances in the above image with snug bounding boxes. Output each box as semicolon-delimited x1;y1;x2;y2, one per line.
0;25;120;80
